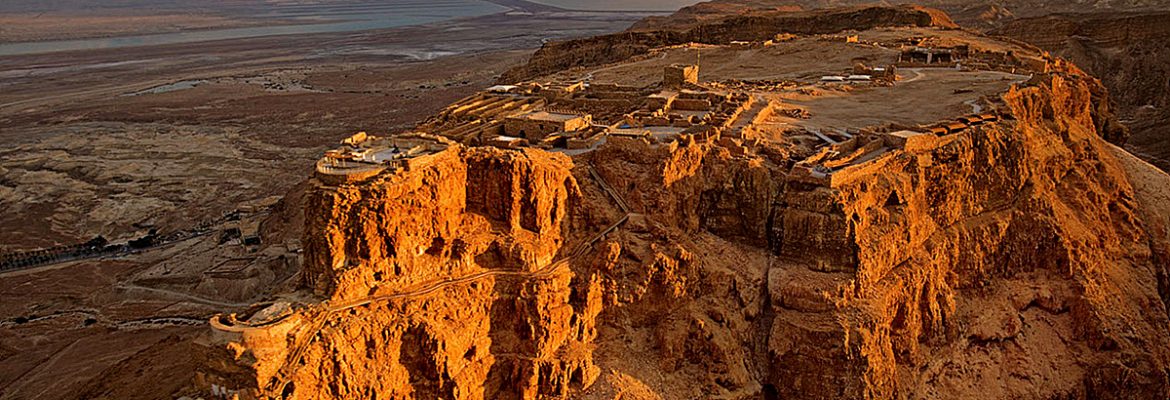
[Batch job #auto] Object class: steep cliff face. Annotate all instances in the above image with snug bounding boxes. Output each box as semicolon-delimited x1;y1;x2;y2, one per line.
204;146;605;399
587;137;781;246
501;5;955;83
993;12;1170;171
825;72;1170;399
260;268;597;400
570;73;1170;400
302;147;576;299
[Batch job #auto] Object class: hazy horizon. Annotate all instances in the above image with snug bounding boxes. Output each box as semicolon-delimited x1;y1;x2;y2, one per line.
0;0;705;13
528;0;702;10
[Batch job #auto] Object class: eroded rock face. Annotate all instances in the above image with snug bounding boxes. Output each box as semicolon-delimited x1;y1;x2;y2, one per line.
303;147;576;299
588;137;782;247
203;146;605;399
994;12;1170;169
825;72;1170;399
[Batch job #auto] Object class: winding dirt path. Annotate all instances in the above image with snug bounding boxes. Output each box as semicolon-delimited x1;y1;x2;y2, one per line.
115;283;254;308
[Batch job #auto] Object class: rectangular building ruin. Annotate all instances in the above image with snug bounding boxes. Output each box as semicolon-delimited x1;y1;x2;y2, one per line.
503;110;593;141
664;64;699;88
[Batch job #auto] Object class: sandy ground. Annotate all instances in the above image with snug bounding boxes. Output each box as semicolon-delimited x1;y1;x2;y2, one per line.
781;68;1026;131
0;12;637;252
0;13;289;43
0;254;215;400
582;32;1026;135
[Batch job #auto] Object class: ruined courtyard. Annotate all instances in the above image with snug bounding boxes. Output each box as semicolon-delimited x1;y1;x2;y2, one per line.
319;26;1035;200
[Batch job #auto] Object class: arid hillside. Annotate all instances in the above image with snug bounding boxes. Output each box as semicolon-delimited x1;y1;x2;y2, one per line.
0;8;641;399
993;12;1170;171
501;5;955;82
634;0;1170;29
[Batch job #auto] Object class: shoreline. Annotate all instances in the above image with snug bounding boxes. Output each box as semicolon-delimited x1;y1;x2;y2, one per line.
0;0;672;58
0;0;512;57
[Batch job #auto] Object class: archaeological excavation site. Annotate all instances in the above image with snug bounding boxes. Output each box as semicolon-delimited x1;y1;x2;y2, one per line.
4;1;1170;400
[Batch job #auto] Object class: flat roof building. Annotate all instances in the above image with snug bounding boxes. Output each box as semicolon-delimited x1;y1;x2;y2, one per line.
503;110;593;141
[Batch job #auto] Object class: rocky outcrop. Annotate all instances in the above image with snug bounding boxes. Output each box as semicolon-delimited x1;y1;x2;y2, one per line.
202;146;605;399
823;71;1170;399
993;12;1170;170
562;62;1170;400
501;5;956;83
302;147;576;299
200;11;1170;400
588;137;781;247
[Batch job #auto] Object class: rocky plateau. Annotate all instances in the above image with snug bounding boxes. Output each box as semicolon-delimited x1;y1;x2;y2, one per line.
189;4;1170;400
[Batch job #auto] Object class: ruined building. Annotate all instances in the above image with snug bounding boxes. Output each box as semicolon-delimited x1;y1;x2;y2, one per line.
663;63;699;89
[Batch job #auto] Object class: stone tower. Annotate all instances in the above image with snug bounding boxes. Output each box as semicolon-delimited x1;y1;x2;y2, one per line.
664;64;699;88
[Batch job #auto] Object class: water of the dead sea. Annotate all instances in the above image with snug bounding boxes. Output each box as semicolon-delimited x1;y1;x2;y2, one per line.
530;0;700;11
0;0;508;56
